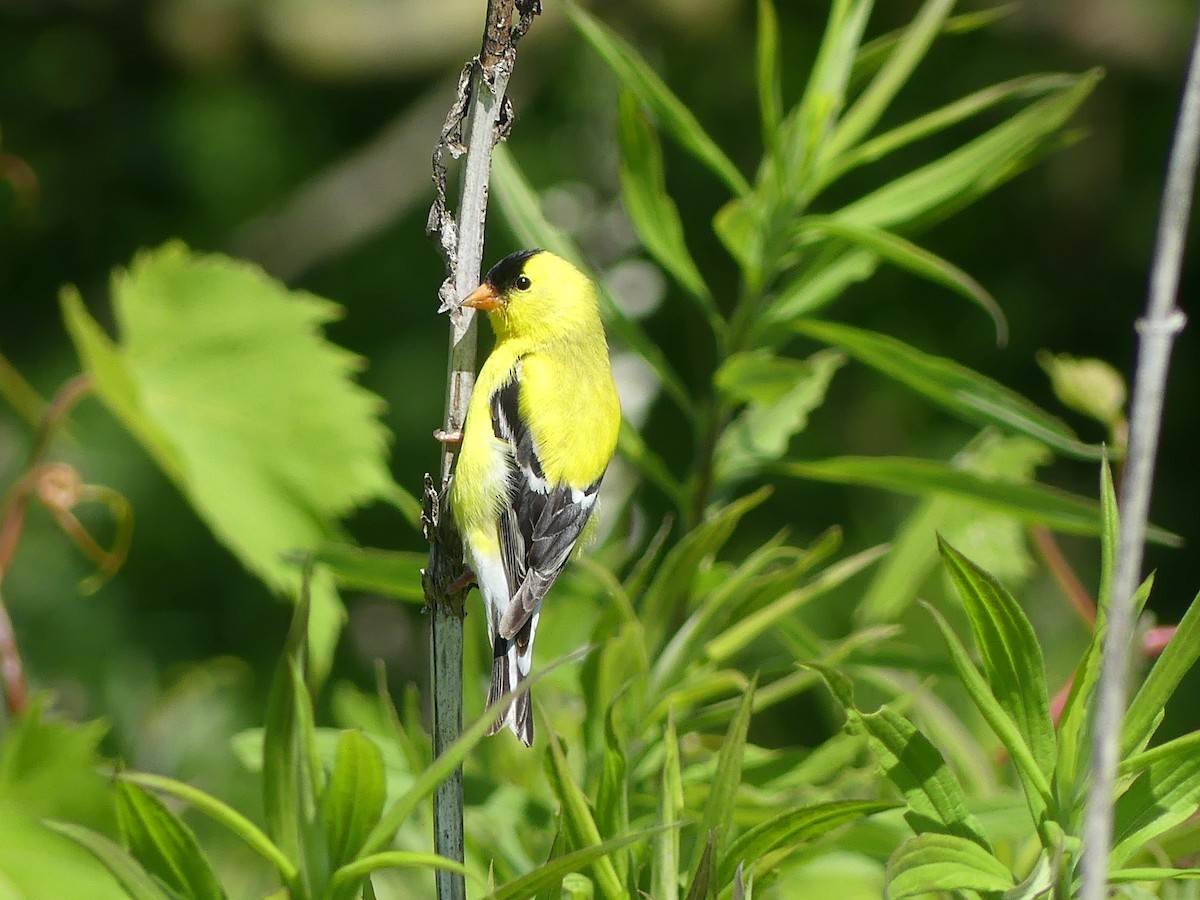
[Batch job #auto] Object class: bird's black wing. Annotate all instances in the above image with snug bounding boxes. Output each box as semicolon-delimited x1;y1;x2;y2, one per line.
490;367;601;649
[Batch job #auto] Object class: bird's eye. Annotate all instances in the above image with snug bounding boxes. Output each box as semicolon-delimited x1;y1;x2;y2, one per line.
515;274;532;291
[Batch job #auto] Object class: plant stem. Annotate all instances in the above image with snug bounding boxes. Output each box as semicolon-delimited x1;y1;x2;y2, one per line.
1079;13;1200;898
423;4;539;899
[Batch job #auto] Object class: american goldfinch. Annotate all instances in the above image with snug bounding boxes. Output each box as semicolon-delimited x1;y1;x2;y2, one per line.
448;249;621;745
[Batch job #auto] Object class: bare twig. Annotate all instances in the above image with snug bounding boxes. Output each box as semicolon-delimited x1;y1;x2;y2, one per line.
1079;12;1200;897
421;3;540;898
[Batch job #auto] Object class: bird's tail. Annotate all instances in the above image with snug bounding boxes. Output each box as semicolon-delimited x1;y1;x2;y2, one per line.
486;611;539;746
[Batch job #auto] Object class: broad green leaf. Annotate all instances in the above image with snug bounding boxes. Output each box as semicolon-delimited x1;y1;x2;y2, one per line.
821;0;956;166
640;488;772;653
61;245;395;681
321;730;386;871
885;833;1015;897
118;772;299;890
705;544;887;663
715;350;845;483
595;704;630;887
490;825;679;900
835;70;1099;231
793;220;1007;345
938;538;1056;779
857;432;1045;624
617;92;716;323
795;320;1100;459
313;543;425;603
655;713;685;900
490;145;694;418
698;677;757;866
755;0;782;147
1113;731;1200;866
814;666;991;849
718;800;899;887
545;731;624;900
115;780;225;900
922;603;1053;819
712;199;765;284
45;822;172;900
821;74;1079;188
778;455;1180;545
1123;588;1200;756
562;2;749;197
361;650;587;857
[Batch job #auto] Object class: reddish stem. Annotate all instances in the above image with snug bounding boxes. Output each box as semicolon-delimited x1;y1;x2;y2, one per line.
0;591;27;716
1031;525;1097;628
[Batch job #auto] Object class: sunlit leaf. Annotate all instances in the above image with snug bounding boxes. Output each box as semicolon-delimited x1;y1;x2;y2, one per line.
1113;732;1200;866
654;712;685;900
885;833;1014;897
321;730;386;871
313;543;425;603
1123;588;1200;756
61;244;395;680
115;780;225;900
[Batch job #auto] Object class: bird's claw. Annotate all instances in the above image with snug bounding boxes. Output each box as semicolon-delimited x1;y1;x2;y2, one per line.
447;568;476;594
434;428;463;444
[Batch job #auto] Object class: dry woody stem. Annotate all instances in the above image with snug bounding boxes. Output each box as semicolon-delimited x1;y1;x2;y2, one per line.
1079;12;1200;898
421;3;540;898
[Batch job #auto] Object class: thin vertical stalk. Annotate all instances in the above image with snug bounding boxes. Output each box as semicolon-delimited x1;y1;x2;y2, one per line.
1079;13;1200;898
422;4;539;899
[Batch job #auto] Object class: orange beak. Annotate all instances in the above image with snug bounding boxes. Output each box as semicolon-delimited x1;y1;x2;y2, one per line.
460;282;504;311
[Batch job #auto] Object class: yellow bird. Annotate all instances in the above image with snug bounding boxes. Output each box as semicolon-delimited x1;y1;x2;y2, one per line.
448;249;621;745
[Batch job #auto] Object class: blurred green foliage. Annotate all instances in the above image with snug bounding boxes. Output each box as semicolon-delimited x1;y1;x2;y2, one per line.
2;0;1200;896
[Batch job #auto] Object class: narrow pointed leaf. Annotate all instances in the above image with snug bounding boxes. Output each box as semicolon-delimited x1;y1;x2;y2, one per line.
617;92;716;321
545;731;624;900
321;729;386;869
814;666;990;849
795;320;1100;459
794;219;1007;345
595;704;630;886
938;538;1056;779
778;455;1180;545
563;1;749;197
755;0;782;145
115;780;226;900
1122;588;1200;756
1112;732;1200;866
699;677;757;861
327;851;481;895
655;713;685;900
885;833;1015;898
46;822;174;900
685;830;717;900
718;800;899;887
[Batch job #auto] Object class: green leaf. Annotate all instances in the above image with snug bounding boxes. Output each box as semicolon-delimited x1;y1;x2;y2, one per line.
698;677;757;866
938;538;1056;780
1108;867;1200;883
685;830;717;900
1123;588;1200;756
795;320;1100;459
545;731;624;900
1113;731;1200;866
822;73;1080;188
595;705;630;886
115;780;226;900
718;800;899;887
821;0;956;166
765;248;878;322
117;771;299;890
885;833;1015;897
327;851;482;896
490;145;695;419
814;666;991;850
61;244;395;680
489;825;680;900
563;2;749;197
617;91;716;323
835;70;1100;231
321;730;386;870
705;544;887;663
794;221;1007;345
714;350;845;483
755;0;782;148
922;603;1054;819
45;822;173;900
312;543;425;603
712;199;765;282
640;488;772;654
654;712;685;900
1037;350;1127;433
777;455;1180;545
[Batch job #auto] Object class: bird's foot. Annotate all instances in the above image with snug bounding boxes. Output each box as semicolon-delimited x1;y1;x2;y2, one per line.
434;428;463;444
447;568;476;594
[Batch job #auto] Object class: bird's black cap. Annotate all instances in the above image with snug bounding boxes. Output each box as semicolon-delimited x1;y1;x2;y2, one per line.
485;249;542;293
